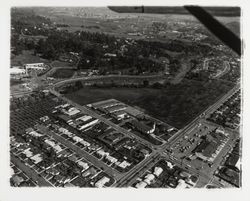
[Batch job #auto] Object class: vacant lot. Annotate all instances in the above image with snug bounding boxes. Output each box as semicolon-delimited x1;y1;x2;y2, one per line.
65;79;233;129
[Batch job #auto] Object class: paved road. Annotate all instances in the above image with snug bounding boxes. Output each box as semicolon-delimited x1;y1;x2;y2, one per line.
115;153;161;187
53;74;168;88
11;154;52;187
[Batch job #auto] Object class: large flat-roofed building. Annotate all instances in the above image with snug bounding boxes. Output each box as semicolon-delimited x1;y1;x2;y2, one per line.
25;63;46;70
105;104;127;113
91;99;119;109
78;119;99;131
10;67;26;75
194;130;229;163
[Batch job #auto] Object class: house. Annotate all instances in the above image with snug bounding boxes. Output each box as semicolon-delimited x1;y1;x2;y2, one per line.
23;148;33;158
30;154;43;164
77;161;89;171
11;175;24;186
118;160;131;169
62;107;80;116
176;179;190;188
95;176;110;188
144;174;155;185
75;115;92;122
28;130;43;137
153;167;163;177
96;149;109;158
106;155;118;164
45;139;56;147
166;161;174;169
53;144;63;153
72;136;83;143
135;181;147;188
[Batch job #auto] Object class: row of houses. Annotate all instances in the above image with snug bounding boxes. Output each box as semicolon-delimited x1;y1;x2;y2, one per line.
135;166;163;188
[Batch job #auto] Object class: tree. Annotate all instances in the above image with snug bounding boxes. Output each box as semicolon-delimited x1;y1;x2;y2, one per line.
143;80;149;87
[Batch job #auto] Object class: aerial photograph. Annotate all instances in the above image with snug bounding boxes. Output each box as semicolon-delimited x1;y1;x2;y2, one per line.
9;6;241;188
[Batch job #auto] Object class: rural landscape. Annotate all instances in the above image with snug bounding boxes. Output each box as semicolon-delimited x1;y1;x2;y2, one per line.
10;6;241;188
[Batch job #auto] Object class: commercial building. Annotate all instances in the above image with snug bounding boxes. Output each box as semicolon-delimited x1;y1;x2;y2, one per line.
111;110;127;120
78;119;99;131
10;67;26;75
25;63;46;70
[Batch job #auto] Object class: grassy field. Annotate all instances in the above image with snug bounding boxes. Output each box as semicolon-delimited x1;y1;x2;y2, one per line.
50;60;73;68
10;79;24;86
65;79;234;129
11;50;49;66
50;68;75;78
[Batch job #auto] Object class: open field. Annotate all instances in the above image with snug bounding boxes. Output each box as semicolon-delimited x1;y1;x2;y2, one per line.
50;68;75;79
65;79;234;129
50;60;73;68
11;50;49;66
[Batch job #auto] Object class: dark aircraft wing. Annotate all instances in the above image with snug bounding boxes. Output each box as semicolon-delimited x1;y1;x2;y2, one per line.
108;6;241;56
